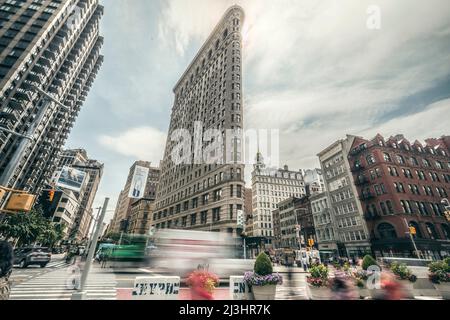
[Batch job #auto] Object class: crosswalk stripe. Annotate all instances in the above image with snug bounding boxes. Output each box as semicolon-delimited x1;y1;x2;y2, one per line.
10;264;118;300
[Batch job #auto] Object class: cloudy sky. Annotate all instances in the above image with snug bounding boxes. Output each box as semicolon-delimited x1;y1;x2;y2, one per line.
66;0;450;223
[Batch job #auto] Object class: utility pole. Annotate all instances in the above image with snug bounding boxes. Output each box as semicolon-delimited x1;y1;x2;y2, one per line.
72;197;109;300
404;218;421;259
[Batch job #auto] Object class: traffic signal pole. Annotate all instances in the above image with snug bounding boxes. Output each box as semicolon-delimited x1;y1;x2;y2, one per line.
72;197;109;300
404;218;421;259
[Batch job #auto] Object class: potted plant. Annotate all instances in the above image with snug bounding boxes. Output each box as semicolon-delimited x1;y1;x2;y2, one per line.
186;269;220;300
243;252;282;300
390;262;417;299
306;264;332;300
361;255;383;299
428;259;450;300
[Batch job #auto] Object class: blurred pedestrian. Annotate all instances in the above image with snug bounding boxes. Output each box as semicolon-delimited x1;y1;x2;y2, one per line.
330;275;358;300
0;240;13;300
380;272;405;300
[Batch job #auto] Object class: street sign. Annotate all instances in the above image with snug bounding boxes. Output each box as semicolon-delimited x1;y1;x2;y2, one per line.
132;276;180;300
237;210;244;228
5;193;36;212
230;276;253;300
0;188;5;202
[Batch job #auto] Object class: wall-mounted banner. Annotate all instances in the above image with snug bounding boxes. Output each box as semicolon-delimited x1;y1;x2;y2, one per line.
56;166;87;192
132;276;180;300
128;165;149;199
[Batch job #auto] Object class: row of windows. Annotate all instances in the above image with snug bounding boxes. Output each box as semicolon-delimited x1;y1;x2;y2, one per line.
338;216;362;228
387;166;450;182
362;152;449;170
154;204;243;228
341;230;367;242
330;189;353;203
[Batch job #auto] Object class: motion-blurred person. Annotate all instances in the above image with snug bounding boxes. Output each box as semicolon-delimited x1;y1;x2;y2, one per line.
0;240;13;300
330;275;358;300
380;272;405;300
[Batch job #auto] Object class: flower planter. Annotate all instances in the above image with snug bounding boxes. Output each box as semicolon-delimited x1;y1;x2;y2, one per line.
434;283;450;300
398;280;415;299
190;287;215;300
307;286;333;300
252;284;276;300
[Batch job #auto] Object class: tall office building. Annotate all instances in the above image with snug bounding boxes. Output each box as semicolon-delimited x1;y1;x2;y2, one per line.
152;6;246;237
110;161;160;234
53;148;103;241
252;151;306;244
317;135;372;258
0;0;104;195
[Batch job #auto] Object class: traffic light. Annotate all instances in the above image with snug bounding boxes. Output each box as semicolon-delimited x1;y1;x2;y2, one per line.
409;226;416;236
445;211;450;222
48;190;55;202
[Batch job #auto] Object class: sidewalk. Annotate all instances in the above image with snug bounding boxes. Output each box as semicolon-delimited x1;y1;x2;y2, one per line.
273;266;308;273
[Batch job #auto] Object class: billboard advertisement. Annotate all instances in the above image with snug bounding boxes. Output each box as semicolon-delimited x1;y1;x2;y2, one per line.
56;166;87;192
128;165;149;199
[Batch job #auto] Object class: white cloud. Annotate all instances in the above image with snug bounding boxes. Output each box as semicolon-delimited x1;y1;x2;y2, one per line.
98;127;167;164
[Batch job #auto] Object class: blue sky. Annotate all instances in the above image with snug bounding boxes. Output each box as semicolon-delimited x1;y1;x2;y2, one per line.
65;0;450;223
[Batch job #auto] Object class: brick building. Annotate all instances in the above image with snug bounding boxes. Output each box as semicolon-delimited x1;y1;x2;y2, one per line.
273;196;316;250
348;134;450;259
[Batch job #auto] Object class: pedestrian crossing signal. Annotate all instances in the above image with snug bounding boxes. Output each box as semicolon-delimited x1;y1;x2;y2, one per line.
308;239;315;247
409;226;416;235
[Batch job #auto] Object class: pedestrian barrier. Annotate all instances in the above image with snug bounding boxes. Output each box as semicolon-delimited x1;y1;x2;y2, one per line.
132;276;180;300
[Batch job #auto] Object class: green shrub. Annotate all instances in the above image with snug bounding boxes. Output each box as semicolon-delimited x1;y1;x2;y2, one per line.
254;252;273;276
390;262;415;281
444;257;450;267
361;255;378;271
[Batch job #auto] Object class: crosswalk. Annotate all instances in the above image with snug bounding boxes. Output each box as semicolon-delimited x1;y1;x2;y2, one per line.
10;264;117;300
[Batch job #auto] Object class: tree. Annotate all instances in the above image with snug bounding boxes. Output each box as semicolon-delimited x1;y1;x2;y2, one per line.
0;208;61;248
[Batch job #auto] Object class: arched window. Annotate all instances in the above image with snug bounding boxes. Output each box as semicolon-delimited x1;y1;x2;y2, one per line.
425;223;439;240
441;224;450;240
383;153;392;162
409;221;423;239
396;154;405;164
377;223;397;239
366;154;376;165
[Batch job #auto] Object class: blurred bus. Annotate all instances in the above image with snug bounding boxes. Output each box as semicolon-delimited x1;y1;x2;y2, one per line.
150;229;254;279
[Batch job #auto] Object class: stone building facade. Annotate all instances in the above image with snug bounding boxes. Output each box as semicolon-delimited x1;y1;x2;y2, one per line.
152;6;246;237
318;135;372;258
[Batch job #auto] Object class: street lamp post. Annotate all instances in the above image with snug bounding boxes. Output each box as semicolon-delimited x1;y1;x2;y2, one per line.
72;197;109;300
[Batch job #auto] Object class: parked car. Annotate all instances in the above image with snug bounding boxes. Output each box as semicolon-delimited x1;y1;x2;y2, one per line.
13;247;51;268
51;247;64;254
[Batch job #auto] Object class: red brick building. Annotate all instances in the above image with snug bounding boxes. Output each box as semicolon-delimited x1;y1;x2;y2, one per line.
348;134;450;259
